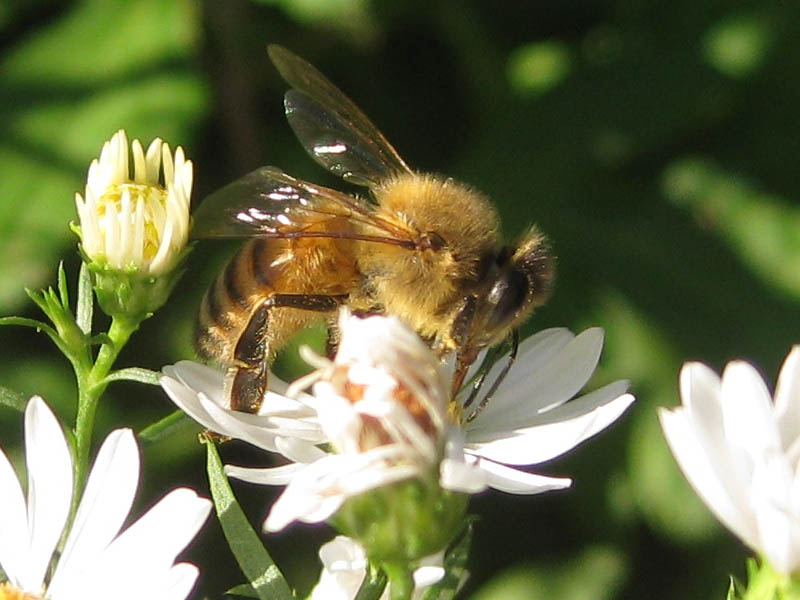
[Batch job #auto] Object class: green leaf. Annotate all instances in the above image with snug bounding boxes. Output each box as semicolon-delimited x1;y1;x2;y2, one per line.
0;315;52;331
0;384;27;412
727;576;738;600
75;262;93;335
206;442;293;600
138;409;196;446
57;261;69;308
421;519;475;600
224;583;260;598
102;367;161;386
354;562;388;600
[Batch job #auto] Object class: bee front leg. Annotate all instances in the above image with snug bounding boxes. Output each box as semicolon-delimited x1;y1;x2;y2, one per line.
230;293;348;412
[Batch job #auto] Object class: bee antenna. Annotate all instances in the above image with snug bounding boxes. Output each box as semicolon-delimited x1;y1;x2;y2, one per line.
465;329;519;423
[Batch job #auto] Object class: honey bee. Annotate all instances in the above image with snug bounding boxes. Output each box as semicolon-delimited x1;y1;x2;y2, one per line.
193;45;555;413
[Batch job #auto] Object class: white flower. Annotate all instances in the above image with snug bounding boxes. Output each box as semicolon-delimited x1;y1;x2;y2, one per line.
454;327;636;494
234;311;467;532
659;347;800;575
0;397;212;600
161;314;634;529
310;536;445;600
74;129;193;275
160;362;327;465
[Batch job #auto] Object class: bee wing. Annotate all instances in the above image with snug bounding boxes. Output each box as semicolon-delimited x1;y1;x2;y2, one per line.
192;166;417;246
269;44;412;188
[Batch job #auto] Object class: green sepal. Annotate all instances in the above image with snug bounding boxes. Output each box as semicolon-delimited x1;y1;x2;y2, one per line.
83;243;192;321
206;441;294;600
330;471;469;568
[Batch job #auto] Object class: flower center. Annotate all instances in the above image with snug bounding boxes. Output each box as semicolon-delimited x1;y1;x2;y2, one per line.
0;583;42;600
98;182;169;261
337;365;440;452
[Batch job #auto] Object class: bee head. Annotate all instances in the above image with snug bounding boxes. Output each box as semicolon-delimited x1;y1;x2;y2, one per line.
451;226;555;366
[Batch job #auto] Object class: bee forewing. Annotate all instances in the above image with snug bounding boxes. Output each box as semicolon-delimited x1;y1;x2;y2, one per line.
268;44;412;187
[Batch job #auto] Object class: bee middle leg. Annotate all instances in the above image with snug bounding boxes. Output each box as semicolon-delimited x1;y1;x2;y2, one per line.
230;293;347;412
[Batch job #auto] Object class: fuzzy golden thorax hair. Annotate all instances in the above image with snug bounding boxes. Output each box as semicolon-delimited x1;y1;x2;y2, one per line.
355;172;501;343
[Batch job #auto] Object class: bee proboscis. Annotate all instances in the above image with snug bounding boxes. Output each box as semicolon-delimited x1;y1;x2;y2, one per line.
193;45;555;412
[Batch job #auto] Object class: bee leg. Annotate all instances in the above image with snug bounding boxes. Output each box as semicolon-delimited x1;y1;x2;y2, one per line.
230;293;348;412
464;329;519;423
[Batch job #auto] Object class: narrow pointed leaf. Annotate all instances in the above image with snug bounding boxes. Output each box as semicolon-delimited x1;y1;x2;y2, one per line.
24;288;50;316
0;317;72;362
354;563;388;600
421;519;474;600
0;385;27;412
138;410;197;445
206;442;293;600
224;583;260;598
76;262;93;334
102;367;162;386
57;262;69;308
0;316;52;331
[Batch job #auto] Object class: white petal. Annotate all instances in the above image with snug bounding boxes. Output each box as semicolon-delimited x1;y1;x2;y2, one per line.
225;462;309;485
658;407;759;549
264;459;348;532
413;565;445;588
0;438;29;588
164;361;313;415
61;488;208;600
161;143;174;185
22;396;72;592
439;457;487;493
274;435;328;463
775;346;800;449
312;537;367;600
720;361;782;460
160;375;318;455
50;429;140;596
470;455;572;494
264;451;419;531
101;488;211;572
470;328;604;428
131;139;146;184
155;563;201;600
145;138;163;183
161;368;324;455
467;388;634;465
751;490;800;575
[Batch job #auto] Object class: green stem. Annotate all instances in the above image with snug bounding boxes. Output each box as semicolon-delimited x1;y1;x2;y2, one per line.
70;315;140;517
382;563;413;600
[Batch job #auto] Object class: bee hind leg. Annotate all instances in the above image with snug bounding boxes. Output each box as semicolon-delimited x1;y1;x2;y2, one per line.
229;293;348;413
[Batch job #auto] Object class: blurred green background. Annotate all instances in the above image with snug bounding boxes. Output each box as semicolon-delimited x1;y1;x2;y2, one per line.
2;0;799;598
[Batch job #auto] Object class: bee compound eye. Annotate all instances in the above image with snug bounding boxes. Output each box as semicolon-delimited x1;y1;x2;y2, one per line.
486;269;529;332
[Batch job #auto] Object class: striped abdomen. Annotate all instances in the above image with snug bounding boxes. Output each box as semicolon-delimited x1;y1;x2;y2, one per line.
195;234;361;369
